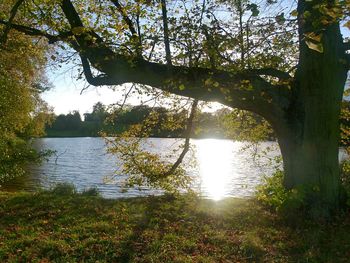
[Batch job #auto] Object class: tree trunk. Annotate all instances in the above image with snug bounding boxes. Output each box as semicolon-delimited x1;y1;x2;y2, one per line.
277;82;346;216
275;9;348;215
278;123;343;216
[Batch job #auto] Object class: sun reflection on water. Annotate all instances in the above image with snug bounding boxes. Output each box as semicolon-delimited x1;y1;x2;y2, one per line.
196;139;238;201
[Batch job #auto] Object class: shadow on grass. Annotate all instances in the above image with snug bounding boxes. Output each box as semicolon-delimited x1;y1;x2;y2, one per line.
0;186;350;262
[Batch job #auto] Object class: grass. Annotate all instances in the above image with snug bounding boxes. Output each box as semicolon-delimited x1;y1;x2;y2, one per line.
0;186;350;262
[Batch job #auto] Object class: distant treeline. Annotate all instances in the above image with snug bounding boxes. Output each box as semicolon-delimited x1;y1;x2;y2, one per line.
46;101;350;144
46;102;229;138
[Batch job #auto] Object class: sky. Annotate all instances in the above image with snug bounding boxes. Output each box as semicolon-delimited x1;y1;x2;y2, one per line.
42;75;123;115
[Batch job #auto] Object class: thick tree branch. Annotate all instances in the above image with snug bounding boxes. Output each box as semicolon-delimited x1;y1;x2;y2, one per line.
80;55;117;85
2;0;292;135
0;19;73;44
0;0;25;45
109;0;142;55
2;0;291;129
59;0;290;126
161;0;172;65
110;0;137;36
83;55;290;125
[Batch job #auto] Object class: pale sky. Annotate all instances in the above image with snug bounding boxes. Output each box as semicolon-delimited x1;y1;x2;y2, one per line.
42;80;124;115
42;65;143;115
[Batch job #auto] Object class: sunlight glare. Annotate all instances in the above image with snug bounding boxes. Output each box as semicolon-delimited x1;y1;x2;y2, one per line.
197;139;236;201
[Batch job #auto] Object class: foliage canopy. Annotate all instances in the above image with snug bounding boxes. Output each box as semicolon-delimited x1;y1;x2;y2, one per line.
0;0;53;182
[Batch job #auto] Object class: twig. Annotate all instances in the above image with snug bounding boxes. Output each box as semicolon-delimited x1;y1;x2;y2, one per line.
164;99;198;177
54;149;67;165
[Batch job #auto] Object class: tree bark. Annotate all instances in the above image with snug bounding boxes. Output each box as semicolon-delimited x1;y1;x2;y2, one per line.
274;0;349;216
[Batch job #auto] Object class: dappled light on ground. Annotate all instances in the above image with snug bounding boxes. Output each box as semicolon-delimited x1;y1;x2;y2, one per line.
1;190;350;262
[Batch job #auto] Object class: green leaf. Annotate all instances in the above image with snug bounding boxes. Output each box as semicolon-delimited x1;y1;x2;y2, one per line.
247;4;259;17
303;11;311;19
275;13;285;25
72;27;86;35
290;9;298;17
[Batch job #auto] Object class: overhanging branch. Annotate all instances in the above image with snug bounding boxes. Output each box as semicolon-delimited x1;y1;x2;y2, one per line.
84;59;287;126
161;0;172;66
80;53;291;125
110;0;137;36
0;19;72;44
3;0;291;129
109;0;142;55
0;0;25;45
80;55;117;86
60;0;289;124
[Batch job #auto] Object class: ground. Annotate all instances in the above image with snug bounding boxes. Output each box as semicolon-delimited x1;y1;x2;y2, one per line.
0;187;349;262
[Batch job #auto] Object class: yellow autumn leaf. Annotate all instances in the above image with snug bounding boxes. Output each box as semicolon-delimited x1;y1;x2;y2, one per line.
290;9;298;17
304;32;322;43
344;20;350;30
72;27;86;35
305;40;324;53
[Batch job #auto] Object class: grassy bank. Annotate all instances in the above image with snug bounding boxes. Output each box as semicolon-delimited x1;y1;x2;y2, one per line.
0;188;350;262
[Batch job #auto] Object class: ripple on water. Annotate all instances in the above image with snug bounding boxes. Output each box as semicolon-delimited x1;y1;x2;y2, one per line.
1;138;345;200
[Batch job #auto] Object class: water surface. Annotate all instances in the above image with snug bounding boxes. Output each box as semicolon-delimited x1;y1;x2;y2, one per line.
2;138;343;200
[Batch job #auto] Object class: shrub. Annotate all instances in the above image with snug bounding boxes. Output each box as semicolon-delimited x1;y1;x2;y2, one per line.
257;164;350;215
81;187;100;197
256;170;306;214
340;160;350;206
50;183;76;195
256;170;288;209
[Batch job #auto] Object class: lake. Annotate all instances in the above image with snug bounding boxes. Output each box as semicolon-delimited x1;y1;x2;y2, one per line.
1;138;347;200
